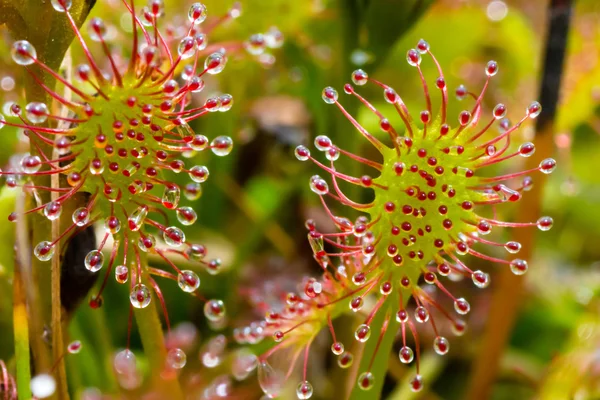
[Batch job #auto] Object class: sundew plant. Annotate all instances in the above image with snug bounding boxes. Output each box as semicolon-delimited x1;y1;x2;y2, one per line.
0;0;598;399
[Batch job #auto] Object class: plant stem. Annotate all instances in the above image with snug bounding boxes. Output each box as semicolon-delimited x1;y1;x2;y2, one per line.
133;251;183;399
465;1;573;399
13;251;31;399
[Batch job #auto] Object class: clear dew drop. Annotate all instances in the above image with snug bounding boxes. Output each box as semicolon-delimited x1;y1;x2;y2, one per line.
177;270;200;293
454;298;471;315
322;87;338;104
399;346;414;363
354;324;371;342
104;216;121;234
30;374;56;399
204;299;226;322
357;372;374;391
433;336;450;355
34;241;55;261
351;69;368;85
67;340;82;354
219;94;233;112
537;216;554;231
166;348;187;369
25;102;48;124
265;26;284;48
114;349;136;374
72;207;90;227
176;207;198;225
338;351;354;368
84;250;104;272
331;342;344;355
129;284;151;308
162;186;181;209
504;241;521;253
50;0;72;12
257;361;284;399
211;135;233;156
188;2;207;24
189;165;209;183
204;52;227;75
87;17;107;41
296;380;314;399
415;306;429;323
137;234;155;252
245;33;267;55
178;36;196;59
309;175;329;195
115;265;128;284
295;145;310;161
510;259;528;275
11;40;37;65
471;270;490;288
21;154;42;173
163;226;186;247
409;375;424;392
527;101;542;118
44;201;62;220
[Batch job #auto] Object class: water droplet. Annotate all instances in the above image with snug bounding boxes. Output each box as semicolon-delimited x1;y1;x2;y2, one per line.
67;340;82;354
295;145;310;161
210;136;233;156
204;299;226;322
510;259;528;275
85;250;104;272
88;17;107;41
178;36;196;59
51;0;72;12
43;201;62;220
265;26;284;48
114;349;136;374
406;49;421;66
130;284;151;308
175;207;197;226
25;102;48;124
34;241;55;261
415;306;429;323
409;375;423;392
351;69;368;85
166;348;187;369
137;234;155;252
452;319;467;336
322;87;338;104
331;342;344;355
218;94;233;112
338;351;353;368
104;216;121;234
178;270;200;292
309;175;329;195
527;101;542;118
537;216;553;231
245;33;266;55
486;60;498;76
399;346;414;363
296;380;313;399
519;142;535;157
162;186;181;209
433;336;450;355
357;372;374;390
188;2;207;24
455;84;467;100
128;206;148;231
354;324;371;342
471;270;490;288
115;265;128;284
454;298;470;315
30;374;56;398
504;241;521;253
232;349;258;380
72;207;90;226
539;158;556;174
21;154;42;173
164;226;185;247
257;361;284;398
189;165;209;183
205;52;227;75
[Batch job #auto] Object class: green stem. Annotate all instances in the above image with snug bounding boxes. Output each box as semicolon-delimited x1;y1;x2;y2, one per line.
133;251;183;399
348;290;404;400
13;260;31;399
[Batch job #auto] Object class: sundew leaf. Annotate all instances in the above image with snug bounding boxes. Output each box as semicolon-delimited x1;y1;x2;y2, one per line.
349;295;401;400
